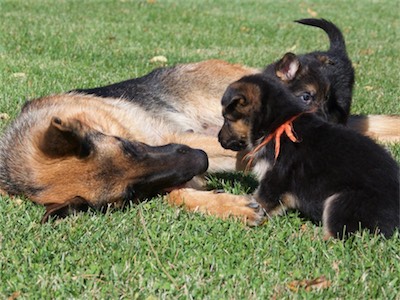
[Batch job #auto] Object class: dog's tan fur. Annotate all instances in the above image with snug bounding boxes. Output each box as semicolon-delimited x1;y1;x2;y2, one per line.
0;60;399;224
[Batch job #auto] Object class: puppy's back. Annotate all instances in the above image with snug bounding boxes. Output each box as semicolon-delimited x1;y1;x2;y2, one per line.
290;115;399;236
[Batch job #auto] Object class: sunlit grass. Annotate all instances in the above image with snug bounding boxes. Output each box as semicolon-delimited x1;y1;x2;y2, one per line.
0;0;399;298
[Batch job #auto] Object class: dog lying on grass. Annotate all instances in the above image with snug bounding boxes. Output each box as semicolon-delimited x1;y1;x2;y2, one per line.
218;73;399;238
0;94;211;223
0;19;399;224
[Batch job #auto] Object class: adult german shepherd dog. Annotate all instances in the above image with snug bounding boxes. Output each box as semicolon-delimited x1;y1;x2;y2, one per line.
0;19;399;225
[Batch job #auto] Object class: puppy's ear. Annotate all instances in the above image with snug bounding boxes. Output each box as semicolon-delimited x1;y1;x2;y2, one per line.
225;96;248;112
40;117;93;158
275;52;301;82
223;93;253;121
316;54;335;65
41;197;90;223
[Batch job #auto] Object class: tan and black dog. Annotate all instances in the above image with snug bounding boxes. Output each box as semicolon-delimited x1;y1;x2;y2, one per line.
218;73;399;238
0;61;269;224
0;94;211;223
1;19;399;224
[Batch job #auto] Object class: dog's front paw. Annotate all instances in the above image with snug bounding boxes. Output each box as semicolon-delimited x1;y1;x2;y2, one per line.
166;188;266;226
244;196;267;226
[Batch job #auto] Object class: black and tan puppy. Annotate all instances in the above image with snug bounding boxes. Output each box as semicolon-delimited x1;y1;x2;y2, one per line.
218;74;399;238
265;18;354;124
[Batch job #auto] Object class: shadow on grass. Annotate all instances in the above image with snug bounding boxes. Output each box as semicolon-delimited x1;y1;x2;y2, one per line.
206;172;259;193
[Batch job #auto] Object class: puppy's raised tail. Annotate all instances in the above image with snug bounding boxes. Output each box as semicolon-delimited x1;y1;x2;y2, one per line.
294;18;346;54
348;114;400;143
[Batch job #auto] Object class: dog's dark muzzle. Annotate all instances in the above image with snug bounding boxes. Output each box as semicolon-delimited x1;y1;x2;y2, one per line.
130;143;208;197
146;143;208;173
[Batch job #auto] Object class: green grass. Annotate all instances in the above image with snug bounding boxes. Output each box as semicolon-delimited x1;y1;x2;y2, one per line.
0;0;399;299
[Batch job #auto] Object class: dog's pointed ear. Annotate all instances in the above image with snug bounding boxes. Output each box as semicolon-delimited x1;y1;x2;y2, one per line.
41;197;90;223
40;116;92;158
275;52;301;82
316;54;335;65
225;95;248;112
222;83;251;115
222;94;250;120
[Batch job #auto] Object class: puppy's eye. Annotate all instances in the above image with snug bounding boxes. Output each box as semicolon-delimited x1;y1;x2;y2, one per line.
299;92;314;104
223;119;231;127
224;115;235;122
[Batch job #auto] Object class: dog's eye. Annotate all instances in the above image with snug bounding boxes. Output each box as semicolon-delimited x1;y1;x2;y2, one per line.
299;92;314;104
119;139;146;158
224;116;234;123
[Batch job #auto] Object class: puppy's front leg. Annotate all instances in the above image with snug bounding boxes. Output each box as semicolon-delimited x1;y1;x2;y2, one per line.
166;188;266;226
254;178;297;218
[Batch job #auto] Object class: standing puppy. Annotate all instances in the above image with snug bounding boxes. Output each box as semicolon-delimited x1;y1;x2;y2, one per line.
218;74;399;238
264;18;355;124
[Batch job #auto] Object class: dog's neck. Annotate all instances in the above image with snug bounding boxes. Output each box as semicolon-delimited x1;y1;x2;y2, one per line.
245;106;319;171
245;113;302;171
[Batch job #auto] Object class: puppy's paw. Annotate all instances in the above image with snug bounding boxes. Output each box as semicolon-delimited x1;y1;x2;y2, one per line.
166;188;266;226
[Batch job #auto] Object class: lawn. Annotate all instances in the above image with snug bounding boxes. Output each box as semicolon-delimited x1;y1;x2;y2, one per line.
0;0;399;299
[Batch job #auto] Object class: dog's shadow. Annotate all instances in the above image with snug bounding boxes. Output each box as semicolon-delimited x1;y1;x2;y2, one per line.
41;173;258;223
206;172;258;194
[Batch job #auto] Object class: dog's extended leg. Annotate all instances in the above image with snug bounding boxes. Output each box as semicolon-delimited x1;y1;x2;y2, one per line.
166;188;266;226
348;115;400;143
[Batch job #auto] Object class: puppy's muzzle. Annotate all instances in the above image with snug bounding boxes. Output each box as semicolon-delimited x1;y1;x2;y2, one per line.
218;127;248;151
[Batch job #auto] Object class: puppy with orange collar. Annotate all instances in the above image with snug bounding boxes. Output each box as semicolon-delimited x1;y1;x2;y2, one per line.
218;73;399;238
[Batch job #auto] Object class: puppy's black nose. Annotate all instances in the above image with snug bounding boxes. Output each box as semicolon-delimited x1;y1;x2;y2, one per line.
220;139;247;151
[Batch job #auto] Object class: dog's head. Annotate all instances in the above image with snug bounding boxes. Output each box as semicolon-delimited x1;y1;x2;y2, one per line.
271;52;331;119
33;116;208;221
218;74;304;151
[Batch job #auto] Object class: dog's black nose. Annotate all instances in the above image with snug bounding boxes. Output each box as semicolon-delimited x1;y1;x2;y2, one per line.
194;149;208;173
175;144;192;154
168;144;208;172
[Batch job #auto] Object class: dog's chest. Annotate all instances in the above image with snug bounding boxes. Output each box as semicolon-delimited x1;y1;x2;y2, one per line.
252;159;273;181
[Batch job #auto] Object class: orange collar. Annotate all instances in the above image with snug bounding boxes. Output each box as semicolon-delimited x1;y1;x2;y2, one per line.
244;113;302;171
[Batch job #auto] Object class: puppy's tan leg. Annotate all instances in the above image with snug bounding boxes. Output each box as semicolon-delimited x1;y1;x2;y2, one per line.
166;188;266;226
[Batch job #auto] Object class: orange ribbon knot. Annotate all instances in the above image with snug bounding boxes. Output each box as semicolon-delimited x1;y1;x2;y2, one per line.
245;114;302;171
